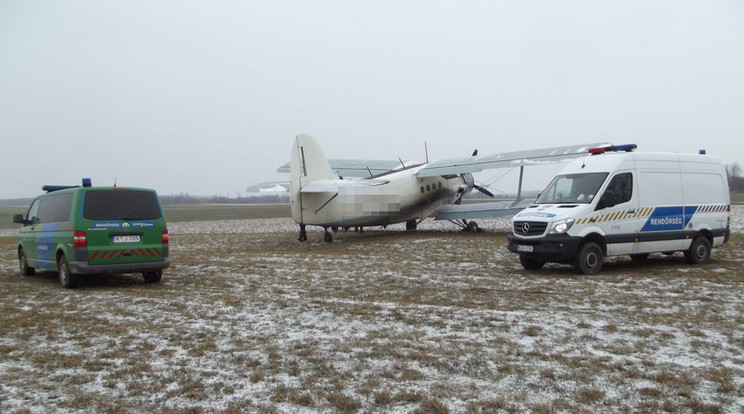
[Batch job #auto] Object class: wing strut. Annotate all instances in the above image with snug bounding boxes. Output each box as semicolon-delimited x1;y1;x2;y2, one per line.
516;166;524;202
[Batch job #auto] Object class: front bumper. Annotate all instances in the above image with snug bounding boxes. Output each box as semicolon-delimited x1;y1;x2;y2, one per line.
507;233;583;263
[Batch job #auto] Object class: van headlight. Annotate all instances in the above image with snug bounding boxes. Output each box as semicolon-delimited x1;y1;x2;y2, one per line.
550;219;575;234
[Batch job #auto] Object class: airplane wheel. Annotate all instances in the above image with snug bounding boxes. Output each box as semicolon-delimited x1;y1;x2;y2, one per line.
324;231;333;243
406;220;417;231
466;221;480;232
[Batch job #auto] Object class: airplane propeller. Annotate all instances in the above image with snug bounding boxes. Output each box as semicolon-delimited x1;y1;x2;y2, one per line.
467;149;493;198
473;184;494;198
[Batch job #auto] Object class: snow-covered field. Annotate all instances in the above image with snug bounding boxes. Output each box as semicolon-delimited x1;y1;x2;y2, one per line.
1;207;743;413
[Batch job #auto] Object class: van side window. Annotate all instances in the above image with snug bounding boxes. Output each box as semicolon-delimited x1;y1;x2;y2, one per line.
36;193;73;224
603;173;633;205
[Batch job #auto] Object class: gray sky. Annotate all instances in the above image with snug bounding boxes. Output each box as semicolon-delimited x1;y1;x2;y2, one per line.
2;0;743;199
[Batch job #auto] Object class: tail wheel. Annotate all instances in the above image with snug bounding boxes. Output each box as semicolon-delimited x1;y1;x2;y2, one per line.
574;242;603;275
58;255;78;289
685;236;711;265
18;248;35;276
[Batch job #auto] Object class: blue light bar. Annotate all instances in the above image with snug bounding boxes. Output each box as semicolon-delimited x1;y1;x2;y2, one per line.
588;143;637;155
82;178;92;187
607;144;637;152
42;185;78;193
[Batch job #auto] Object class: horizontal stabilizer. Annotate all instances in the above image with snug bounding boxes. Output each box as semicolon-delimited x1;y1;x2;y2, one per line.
418;142;607;177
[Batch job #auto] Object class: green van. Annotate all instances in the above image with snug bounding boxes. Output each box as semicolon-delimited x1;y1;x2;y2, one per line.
13;179;170;288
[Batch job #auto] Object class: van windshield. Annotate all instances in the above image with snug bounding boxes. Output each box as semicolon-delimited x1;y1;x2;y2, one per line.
84;190;161;220
536;173;609;204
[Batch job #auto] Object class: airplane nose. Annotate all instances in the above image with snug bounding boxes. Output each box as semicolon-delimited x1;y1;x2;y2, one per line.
462;173;475;190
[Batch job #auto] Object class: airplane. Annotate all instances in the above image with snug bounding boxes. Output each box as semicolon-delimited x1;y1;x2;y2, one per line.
278;134;606;242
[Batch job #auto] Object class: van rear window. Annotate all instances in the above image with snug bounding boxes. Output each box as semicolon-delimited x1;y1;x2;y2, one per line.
84;190;161;220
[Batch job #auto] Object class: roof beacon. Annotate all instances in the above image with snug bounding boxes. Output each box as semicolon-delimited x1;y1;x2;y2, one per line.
588;144;637;155
42;178;92;193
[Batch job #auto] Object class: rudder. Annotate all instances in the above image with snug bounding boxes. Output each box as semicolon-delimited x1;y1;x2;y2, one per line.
289;134;335;224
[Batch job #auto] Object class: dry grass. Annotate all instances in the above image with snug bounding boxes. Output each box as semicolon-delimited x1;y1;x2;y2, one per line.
1;217;743;413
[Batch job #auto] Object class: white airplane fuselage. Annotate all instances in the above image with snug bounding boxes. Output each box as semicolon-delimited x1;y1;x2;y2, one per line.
296;167;470;229
289;134;473;233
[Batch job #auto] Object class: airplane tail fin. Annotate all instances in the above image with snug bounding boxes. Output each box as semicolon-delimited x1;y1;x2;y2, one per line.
290;134;335;183
290;134;336;223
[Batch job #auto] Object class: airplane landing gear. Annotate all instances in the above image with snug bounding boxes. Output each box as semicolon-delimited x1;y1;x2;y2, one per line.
298;224;307;242
324;229;333;243
463;221;482;233
406;220;418;231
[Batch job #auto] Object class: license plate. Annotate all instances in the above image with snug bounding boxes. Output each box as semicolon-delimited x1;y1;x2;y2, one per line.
112;235;140;244
517;245;534;252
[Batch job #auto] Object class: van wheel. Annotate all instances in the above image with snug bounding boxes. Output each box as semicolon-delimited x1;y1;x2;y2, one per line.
143;270;163;283
58;255;78;288
574;242;603;275
685;236;711;265
519;255;545;270
18;248;35;276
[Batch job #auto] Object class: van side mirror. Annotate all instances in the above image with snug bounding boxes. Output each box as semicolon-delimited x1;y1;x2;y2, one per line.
597;192;616;210
13;214;27;225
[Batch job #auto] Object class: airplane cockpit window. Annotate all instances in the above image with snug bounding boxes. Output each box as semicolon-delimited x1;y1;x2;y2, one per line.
536;173;609;204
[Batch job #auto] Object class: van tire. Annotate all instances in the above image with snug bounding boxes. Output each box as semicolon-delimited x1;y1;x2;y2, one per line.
58;255;78;288
629;253;649;261
18;248;35;276
685;236;711;265
519;255;545;270
574;242;603;275
143;270;162;283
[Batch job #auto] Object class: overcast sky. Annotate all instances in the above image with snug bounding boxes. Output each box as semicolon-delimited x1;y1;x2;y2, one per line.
1;0;743;199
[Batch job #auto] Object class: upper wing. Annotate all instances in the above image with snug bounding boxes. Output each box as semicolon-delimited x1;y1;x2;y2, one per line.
277;159;403;177
417;142;607;177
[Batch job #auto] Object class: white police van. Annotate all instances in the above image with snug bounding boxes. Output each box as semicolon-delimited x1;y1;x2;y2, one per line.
507;145;730;274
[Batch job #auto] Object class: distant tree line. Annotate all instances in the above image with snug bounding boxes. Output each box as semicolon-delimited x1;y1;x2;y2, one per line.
160;192;289;205
728;163;744;193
